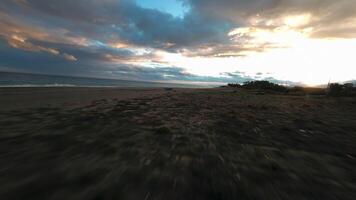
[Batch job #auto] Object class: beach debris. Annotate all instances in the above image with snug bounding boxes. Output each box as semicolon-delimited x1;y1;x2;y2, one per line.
235;173;241;181
298;129;315;137
299;129;306;133
253;127;261;133
218;154;225;163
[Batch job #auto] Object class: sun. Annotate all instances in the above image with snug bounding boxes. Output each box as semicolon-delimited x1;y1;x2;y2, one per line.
155;14;356;86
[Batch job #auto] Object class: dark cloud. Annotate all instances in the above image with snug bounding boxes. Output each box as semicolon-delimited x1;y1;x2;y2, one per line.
0;0;355;83
1;0;232;49
2;0;355;51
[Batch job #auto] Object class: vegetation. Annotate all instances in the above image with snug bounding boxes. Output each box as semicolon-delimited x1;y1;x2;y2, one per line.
228;81;288;93
228;81;356;97
328;83;355;97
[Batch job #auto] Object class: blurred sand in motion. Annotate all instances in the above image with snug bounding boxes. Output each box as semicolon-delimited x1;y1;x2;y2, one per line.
0;87;356;200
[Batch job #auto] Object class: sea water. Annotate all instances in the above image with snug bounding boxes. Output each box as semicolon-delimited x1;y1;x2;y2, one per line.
0;72;218;88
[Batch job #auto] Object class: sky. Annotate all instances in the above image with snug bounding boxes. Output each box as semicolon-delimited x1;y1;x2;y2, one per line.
1;0;356;86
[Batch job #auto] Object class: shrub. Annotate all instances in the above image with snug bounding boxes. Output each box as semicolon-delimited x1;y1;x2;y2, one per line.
227;83;242;88
328;83;355;97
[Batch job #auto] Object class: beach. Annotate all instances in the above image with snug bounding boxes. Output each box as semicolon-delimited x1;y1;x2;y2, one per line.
0;87;188;111
1;87;356;199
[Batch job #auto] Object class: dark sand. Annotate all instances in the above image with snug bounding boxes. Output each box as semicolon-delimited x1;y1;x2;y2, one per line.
1;87;356;199
0;87;191;111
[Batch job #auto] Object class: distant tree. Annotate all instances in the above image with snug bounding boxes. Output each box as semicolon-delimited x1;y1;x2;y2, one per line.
328;83;355;97
343;83;354;96
328;83;343;96
241;81;288;92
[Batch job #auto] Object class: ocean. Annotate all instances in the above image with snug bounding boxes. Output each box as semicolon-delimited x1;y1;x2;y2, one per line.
0;72;218;88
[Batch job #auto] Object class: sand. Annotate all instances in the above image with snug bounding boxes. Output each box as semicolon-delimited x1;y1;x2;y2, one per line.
0;87;195;110
0;87;356;199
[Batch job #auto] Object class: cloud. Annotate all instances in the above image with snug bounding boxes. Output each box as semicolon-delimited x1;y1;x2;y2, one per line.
0;37;298;85
62;53;77;61
7;35;59;55
3;0;355;58
0;0;356;84
0;11;81;61
187;0;356;39
2;33;78;62
0;0;233;53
